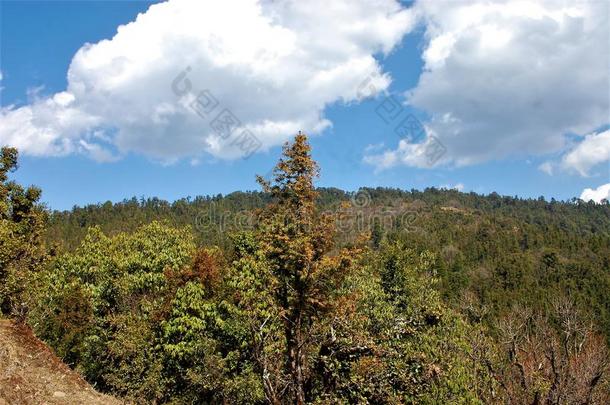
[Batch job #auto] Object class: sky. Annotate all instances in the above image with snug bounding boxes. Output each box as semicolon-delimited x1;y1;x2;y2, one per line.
0;0;609;211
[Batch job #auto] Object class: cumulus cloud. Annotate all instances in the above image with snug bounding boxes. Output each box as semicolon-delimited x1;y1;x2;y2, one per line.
561;129;610;176
580;183;610;203
366;0;609;170
0;0;413;162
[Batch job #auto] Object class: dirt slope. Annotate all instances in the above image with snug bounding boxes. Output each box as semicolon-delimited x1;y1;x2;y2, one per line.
0;319;120;405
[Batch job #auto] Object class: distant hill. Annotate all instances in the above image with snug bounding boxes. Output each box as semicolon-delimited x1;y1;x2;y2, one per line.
47;187;610;249
45;187;610;342
0;320;119;405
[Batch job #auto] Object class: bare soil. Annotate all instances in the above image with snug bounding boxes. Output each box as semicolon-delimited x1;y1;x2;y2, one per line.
0;319;120;405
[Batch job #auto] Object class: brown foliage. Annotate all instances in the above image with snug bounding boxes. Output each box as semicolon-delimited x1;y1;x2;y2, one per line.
163;248;222;291
497;299;610;404
255;133;363;404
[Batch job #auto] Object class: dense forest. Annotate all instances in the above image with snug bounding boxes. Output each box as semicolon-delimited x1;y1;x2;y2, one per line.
1;135;609;404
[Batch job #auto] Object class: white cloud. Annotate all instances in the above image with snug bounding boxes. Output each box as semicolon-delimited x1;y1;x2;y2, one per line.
367;0;609;170
363;133;449;169
0;0;413;162
561;129;610;177
580;183;610;203
538;161;554;175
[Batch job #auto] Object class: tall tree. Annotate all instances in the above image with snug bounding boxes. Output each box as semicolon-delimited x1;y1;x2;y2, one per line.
256;133;356;404
0;147;47;319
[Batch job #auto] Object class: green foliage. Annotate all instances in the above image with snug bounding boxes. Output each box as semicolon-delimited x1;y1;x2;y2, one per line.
45;183;610;343
0;146;47;318
307;240;496;404
28;222;195;400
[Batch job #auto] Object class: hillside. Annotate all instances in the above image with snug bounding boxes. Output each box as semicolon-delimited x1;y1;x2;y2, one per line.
0;320;119;405
47;187;610;248
46;187;610;340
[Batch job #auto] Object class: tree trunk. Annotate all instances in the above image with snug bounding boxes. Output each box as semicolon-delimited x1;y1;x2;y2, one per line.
286;312;306;405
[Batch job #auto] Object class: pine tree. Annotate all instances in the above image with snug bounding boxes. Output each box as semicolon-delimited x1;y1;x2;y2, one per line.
256;133;356;404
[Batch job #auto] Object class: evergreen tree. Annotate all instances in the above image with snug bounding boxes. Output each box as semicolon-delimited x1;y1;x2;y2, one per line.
256;133;357;404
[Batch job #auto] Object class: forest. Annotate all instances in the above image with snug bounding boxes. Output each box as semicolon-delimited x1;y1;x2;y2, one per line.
1;135;609;404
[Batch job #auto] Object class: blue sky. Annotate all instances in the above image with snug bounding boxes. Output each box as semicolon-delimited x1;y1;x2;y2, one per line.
1;0;608;210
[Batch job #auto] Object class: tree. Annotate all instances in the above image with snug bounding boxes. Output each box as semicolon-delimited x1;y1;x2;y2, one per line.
28;222;197;401
256;133;359;404
497;298;610;404
0;147;46;319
